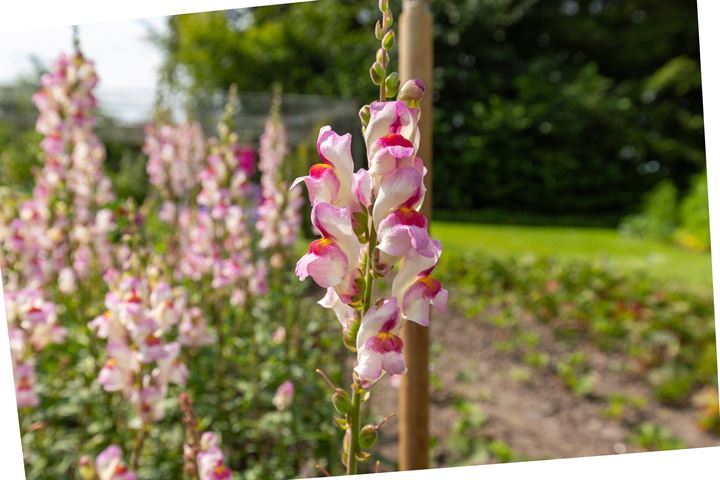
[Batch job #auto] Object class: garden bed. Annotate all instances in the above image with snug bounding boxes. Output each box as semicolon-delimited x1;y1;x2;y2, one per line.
369;253;720;469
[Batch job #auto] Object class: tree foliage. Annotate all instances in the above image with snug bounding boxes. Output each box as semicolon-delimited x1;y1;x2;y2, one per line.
156;0;705;222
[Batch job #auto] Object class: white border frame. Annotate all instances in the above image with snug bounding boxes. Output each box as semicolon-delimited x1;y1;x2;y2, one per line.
1;0;719;477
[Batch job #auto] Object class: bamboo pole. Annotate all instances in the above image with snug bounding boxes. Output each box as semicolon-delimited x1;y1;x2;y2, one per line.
398;0;433;471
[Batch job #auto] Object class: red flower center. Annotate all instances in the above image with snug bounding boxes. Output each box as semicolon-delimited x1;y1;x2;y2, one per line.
379;133;413;149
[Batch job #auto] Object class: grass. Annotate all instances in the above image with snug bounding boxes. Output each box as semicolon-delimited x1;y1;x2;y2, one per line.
433;222;713;292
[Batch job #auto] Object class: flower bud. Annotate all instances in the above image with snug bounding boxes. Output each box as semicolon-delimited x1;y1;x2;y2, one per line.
378;0;389;13
385;10;394;27
375;20;383;40
78;455;95;480
332;388;351;414
385;72;399;98
382;30;395;50
398;79;427;107
343;315;361;351
358;104;371;129
376;48;388;66
334;416;349;430
359;425;378;450
370;62;385;86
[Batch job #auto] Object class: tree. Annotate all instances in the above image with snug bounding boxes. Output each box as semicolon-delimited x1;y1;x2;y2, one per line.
155;0;705;223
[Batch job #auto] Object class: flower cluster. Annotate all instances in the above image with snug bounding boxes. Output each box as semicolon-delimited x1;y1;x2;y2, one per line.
293;2;446;472
294;93;447;384
8;47;115;291
143;121;206;223
179;92;267;304
89;267;202;426
5;287;65;408
256;96;304;268
79;445;137;480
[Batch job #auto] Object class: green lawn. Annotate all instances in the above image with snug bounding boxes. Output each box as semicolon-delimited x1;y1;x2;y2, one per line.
434;222;713;293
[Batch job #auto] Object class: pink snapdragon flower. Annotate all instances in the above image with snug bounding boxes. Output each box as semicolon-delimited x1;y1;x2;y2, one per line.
144;121;206;209
197;432;233;480
179;96;265;305
13;362;39;408
90;269;192;425
391;240;448;327
291;127;358;209
354;298;406;382
257;100;304;261
294;88;446;385
4;287;64;408
11;47;116;289
272;380;295;410
94;445;137;480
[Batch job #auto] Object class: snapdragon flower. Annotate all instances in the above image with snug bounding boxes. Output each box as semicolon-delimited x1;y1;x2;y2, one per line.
196;432;233;480
144;121;206;224
90;266;192;426
179;88;266;305
93;445;137;480
257;92;304;267
295;99;447;382
272;380;295;411
11;46;115;290
292;1;446;473
4;287;65;408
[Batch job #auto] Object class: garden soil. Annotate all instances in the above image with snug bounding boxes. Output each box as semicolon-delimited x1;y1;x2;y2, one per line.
370;307;720;469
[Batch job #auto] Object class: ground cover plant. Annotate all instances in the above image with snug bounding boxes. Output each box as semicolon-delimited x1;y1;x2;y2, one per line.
368;248;718;469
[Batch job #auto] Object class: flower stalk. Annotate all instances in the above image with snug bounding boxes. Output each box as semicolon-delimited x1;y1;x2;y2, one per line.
293;0;446;474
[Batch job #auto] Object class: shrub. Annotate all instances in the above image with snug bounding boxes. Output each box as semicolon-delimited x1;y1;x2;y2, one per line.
675;171;710;252
619;180;678;240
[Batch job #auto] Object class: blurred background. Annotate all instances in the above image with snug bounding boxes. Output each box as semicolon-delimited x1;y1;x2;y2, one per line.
1;0;717;471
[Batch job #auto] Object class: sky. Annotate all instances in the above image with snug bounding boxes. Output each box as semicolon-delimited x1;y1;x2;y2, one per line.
0;17;167;122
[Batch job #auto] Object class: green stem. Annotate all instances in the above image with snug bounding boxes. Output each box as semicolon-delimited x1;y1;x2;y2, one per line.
213;298;227;424
345;225;377;475
362;226;377;315
346;386;363;475
130;423;148;473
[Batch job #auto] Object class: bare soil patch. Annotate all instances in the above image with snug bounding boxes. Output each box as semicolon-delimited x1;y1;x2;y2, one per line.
370;306;720;468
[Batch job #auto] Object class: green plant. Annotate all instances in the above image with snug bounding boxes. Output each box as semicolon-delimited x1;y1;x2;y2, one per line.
602;394;647;421
675;171;710;252
555;352;596;397
619;180;678;240
629;423;686;451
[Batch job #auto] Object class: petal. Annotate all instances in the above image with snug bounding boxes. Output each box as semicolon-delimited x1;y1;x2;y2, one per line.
365;101;419;157
373;168;424;224
356;298;400;351
354;347;383;381
368;133;416;176
317;126;355;205
318;288;356;328
333;269;362;304
352;169;373;207
434;287;449;314
391;239;442;301
292;163;341;205
382;351;407;377
311;202;354;240
295;239;348;288
376;208;429;257
311;202;362;268
400;277;446;327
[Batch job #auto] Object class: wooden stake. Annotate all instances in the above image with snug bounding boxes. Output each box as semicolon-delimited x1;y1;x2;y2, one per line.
399;0;433;471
